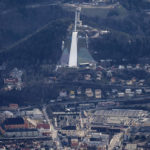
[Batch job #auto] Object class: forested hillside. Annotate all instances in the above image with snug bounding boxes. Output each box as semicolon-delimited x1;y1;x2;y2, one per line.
0;0;150;105
0;3;73;67
0;0;150;67
84;0;150;63
0;19;71;67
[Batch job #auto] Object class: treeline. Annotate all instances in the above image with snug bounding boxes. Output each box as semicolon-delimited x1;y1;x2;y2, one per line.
0;3;74;68
0;19;71;68
62;0;91;3
83;9;150;36
0;5;73;49
119;0;150;10
90;31;150;63
0;0;55;9
81;1;150;63
0;84;59;106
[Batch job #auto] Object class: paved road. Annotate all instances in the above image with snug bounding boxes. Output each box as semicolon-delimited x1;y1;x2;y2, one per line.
42;105;62;149
108;132;123;150
50;94;150;106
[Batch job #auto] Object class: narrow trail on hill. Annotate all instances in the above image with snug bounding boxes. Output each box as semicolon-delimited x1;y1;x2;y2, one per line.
0;22;51;53
0;2;59;54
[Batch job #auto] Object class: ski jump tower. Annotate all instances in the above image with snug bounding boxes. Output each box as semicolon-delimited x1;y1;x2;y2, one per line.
59;7;95;68
68;10;79;68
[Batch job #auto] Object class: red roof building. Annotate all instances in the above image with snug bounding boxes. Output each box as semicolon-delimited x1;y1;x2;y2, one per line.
3;117;28;130
37;123;50;129
4;78;18;84
9;104;18;109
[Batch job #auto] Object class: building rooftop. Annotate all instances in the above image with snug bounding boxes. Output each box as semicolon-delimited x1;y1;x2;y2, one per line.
37;123;50;129
94;109;148;118
5;128;38;132
4;117;24;125
62;126;76;130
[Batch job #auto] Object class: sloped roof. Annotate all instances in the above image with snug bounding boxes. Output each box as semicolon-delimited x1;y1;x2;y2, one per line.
4;117;24;125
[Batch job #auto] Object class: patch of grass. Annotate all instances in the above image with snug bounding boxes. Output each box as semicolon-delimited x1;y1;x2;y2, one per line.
82;7;110;18
81;5;128;19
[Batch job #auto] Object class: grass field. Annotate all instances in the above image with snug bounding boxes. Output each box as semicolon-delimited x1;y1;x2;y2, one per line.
81;5;128;19
62;3;128;19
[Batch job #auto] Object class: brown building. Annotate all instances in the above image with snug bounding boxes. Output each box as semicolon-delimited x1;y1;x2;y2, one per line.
3;117;28;130
37;123;50;129
4;78;18;84
9;104;18;110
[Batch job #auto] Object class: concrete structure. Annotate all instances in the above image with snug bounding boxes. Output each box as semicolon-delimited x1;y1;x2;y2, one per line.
3;111;13;118
68;9;78;67
125;89;132;94
85;88;93;97
76;7;82;27
136;89;142;95
37;123;51;136
25;108;43;119
59;90;67;97
77;88;82;95
118;92;125;97
84;132;109;148
125;144;137;150
69;91;75;99
84;74;91;80
68;31;78;67
94;109;148;118
95;89;102;98
108;132;123;150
